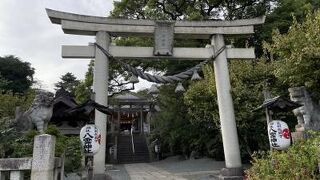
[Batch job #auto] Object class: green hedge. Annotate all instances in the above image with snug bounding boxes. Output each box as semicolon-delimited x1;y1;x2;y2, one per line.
245;131;320;179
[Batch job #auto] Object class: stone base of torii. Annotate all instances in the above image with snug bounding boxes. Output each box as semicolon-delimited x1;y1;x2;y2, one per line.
46;8;265;179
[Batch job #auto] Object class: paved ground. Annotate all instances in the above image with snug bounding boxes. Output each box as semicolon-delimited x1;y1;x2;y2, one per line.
107;157;226;180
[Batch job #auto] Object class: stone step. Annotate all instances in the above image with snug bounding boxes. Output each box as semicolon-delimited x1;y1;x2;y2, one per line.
117;135;150;164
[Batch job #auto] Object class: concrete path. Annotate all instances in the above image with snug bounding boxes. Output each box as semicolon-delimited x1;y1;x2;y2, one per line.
107;157;225;180
125;163;187;180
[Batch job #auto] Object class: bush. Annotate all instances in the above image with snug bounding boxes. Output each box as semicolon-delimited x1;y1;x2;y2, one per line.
63;136;83;173
0;125;83;173
245;131;320;179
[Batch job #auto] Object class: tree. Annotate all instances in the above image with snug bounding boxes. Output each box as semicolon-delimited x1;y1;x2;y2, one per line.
75;59;144;103
0;90;35;157
255;0;320;56
0;55;35;93
184;61;274;159
0;74;10;90
111;0;271;20
55;72;80;96
264;10;320;99
75;61;94;103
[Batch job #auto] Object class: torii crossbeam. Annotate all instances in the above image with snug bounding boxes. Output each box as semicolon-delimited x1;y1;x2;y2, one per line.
46;8;265;179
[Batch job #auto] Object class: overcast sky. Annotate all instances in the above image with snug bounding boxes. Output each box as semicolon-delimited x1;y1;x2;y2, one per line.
0;0;151;92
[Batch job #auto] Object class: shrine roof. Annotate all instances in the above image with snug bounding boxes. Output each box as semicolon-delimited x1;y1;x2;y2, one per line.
254;96;302;112
114;94;142;100
110;93;153;105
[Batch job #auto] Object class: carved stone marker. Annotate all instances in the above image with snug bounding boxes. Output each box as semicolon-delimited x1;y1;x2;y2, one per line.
31;134;55;180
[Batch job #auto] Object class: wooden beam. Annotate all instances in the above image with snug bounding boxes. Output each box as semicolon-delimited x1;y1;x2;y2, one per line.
62;45;255;60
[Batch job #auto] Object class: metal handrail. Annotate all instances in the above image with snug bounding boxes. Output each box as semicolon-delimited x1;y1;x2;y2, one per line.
131;129;135;154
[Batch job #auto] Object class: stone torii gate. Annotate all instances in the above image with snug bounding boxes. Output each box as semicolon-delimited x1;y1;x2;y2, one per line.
46;9;264;179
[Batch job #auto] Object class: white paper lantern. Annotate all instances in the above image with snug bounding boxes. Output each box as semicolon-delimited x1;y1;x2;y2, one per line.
268;120;291;150
80;124;101;155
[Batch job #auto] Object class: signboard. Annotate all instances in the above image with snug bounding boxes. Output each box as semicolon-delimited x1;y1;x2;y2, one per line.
80;124;101;155
154;21;174;56
268;120;291;150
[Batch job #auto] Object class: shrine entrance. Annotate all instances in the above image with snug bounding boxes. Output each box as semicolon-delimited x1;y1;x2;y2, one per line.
108;94;154;136
46;8;265;179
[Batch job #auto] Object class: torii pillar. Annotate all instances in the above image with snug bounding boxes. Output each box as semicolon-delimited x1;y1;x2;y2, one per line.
212;35;242;177
46;8;264;179
93;31;110;177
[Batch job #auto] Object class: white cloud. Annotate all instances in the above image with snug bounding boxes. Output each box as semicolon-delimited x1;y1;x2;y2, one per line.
0;0;154;93
0;0;112;92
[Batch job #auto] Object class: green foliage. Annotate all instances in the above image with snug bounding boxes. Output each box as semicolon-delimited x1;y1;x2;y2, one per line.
55;72;80;96
0;125;83;173
75;61;94;104
150;85;192;155
10;129;38;158
63;136;83;173
0;73;10;90
229;60;277;156
111;0;269;20
0;90;35;157
246;131;320;179
184;66;219;127
184;62;274;159
264;10;320;99
0;90;35;119
150;76;224;159
0;55;35;93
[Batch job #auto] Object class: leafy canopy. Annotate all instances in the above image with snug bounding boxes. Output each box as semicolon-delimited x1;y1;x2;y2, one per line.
55;72;80;96
264;10;320;99
0;55;35;93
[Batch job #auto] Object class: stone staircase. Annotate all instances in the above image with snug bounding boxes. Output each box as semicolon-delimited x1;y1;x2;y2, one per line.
117;134;150;164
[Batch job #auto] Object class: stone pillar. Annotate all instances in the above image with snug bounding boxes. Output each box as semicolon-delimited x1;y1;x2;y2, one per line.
31;134;56;180
93;31;110;178
211;35;243;179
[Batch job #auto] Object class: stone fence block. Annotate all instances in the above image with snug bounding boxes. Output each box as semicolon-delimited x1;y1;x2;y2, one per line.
0;158;32;171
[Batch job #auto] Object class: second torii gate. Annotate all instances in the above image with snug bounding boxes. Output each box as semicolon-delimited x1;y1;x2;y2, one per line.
46;9;264;179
